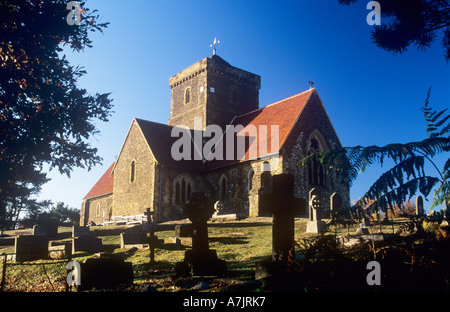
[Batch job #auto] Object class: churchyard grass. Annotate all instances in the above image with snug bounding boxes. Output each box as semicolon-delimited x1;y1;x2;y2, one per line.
0;217;421;292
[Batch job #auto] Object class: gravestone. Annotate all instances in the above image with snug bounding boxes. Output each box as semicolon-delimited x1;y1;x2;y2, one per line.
32;222;58;237
175;224;193;238
175;192;228;277
72;225;91;237
14;235;49;262
306;188;326;233
144;208;164;264
72;235;102;254
255;174;306;280
120;232;148;249
77;257;133;291
416;195;424;216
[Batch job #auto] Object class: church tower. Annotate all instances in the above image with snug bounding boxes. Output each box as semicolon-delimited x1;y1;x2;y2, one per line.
168;55;261;130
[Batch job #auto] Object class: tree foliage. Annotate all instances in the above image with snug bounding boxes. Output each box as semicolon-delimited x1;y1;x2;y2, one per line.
0;0;113;228
339;0;450;63
301;88;450;213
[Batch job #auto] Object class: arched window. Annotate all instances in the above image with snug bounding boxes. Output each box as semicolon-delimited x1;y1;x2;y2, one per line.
174;174;194;205
247;168;255;193
218;174;228;200
130;160;136;182
307;131;327;187
185;87;191;105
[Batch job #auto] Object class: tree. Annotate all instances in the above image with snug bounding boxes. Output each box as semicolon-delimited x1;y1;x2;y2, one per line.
301;89;450;214
339;0;450;63
0;0;113;228
20;201;79;227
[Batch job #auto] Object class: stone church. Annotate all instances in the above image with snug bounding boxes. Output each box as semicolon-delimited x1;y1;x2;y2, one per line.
79;54;350;225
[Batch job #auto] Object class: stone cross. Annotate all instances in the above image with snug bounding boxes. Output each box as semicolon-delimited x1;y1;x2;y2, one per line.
176;192;227;276
416;195;424;216
259;174;306;263
306;188;326;233
309;188;321;221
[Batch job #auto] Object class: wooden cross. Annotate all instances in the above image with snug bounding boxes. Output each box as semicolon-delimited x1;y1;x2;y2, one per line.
260;174;306;263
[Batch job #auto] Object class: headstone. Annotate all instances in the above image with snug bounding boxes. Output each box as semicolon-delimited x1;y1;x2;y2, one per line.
176;192;228;277
255;174;306;280
306;188;326;233
32;223;58;237
144;208;164;264
72;236;102;254
175;224;193;238
259;174;307;263
120;232;148;249
416;195;424;216
330;193;343;213
14;235;49;262
78;257;133;291
72;225;91;237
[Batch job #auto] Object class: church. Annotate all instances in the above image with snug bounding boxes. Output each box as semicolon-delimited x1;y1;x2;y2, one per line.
79;54;350;225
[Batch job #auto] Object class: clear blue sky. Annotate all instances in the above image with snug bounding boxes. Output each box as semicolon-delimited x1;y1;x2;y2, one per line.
38;0;449;212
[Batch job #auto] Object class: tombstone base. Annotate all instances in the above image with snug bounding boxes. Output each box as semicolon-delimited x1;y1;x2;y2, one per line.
306;220;326;234
175;249;228;277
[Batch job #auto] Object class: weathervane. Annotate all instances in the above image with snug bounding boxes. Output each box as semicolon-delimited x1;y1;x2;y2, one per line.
308;79;314;89
210;37;220;55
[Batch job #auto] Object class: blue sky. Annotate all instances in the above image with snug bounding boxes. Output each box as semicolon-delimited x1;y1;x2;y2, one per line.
38;0;449;212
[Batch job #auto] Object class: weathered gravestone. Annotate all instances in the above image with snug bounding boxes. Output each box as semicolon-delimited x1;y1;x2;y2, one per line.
32;222;58;237
176;192;228;277
416;195;424;216
77;257;133;291
72;235;102;254
144;208;164;264
175;224;193;238
120;232;148;249
306;188;326;234
72;225;92;237
255;174;306;280
14;235;49;262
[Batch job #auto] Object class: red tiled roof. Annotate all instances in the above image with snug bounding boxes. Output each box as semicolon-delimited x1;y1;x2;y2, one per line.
83;162;115;200
231;88;313;160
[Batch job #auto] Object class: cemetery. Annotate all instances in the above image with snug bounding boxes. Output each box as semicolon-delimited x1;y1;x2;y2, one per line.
1;185;450;292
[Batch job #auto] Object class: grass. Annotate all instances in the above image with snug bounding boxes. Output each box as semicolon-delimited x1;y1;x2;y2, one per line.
0;216;430;292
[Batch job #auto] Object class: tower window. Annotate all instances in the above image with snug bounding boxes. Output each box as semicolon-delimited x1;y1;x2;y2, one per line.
185;87;191;105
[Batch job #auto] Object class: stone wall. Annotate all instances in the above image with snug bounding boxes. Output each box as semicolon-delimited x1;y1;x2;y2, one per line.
112;121;156;218
80;193;113;226
281;91;350;216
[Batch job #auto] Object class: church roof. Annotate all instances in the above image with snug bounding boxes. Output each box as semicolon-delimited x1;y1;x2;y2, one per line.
84;88;318;199
83;161;115;200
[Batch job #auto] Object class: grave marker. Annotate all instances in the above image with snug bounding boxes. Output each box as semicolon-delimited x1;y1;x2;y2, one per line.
255;174;307;280
306;188;326;233
259;174;306;263
175;192;227;277
14;235;49;262
72;235;102;254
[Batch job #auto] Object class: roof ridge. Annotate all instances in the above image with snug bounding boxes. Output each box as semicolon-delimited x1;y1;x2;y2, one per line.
234;88;315;120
